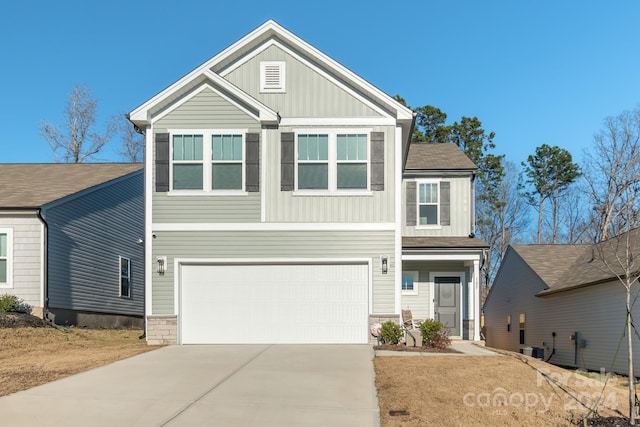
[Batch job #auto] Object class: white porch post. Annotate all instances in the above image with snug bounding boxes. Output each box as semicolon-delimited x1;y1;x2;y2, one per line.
473;259;481;341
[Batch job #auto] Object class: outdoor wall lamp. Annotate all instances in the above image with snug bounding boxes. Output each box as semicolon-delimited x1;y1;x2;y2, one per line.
156;256;167;275
381;256;388;274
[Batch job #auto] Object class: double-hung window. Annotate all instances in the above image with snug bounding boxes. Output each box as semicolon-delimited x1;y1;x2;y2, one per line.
170;130;245;192
418;181;439;225
173;134;204;190
0;229;12;288
119;256;131;298
296;131;369;192
212;134;243;190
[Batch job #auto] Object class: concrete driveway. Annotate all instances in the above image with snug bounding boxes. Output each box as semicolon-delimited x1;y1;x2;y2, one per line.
0;345;379;427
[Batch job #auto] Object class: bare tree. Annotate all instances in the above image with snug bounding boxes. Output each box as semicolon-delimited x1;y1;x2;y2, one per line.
41;86;115;163
582;107;640;241
117;115;144;163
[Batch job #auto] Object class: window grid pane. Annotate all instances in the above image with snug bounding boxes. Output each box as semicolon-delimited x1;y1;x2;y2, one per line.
0;234;5;257
298;134;328;161
419;205;438;225
402;275;414;291
337;164;367;189
0;259;6;283
173;164;203;190
419;183;438;203
212;135;242;161
173;135;203;161
337;134;367;161
298;164;328;189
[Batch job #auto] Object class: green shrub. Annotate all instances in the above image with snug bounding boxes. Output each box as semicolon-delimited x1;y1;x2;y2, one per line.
0;294;23;313
379;321;403;345
419;318;451;348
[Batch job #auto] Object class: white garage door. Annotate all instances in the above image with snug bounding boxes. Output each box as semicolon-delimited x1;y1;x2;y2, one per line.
180;263;369;344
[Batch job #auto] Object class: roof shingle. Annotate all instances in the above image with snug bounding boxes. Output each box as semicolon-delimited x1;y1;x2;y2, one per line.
0;163;143;208
405;143;477;171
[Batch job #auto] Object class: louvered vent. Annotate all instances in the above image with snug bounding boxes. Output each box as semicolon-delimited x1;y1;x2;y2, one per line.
260;61;285;92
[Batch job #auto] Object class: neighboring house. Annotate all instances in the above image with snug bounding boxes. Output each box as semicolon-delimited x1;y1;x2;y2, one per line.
484;231;640;375
0;163;144;327
128;20;486;345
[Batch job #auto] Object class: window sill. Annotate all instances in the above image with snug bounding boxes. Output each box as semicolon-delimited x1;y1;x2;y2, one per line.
167;190;249;196
402;290;418;296
0;283;13;289
415;225;443;230
293;190;373;197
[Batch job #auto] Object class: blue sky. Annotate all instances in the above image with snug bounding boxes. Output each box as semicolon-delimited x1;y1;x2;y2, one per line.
1;1;639;166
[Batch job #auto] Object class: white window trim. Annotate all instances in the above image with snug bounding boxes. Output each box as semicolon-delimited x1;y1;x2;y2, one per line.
293;129;371;194
260;61;286;93
168;129;248;195
119;256;131;298
401;270;418;296
0;228;13;288
416;178;442;229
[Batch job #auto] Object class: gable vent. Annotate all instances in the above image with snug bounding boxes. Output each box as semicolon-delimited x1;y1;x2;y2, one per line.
260;61;285;93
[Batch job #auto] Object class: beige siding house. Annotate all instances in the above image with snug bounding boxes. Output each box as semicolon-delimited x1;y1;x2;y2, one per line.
0;164;144;327
484;231;640;376
129;20;487;345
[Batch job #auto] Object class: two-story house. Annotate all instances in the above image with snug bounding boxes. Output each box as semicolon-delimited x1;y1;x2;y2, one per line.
128;20;486;345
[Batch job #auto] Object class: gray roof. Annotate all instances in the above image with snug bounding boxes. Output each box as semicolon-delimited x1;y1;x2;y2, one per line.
511;230;640;295
404;143;477;171
0;163;143;208
403;236;489;249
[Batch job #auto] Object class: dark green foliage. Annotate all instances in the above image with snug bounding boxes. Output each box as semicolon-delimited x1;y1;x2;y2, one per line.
379;321;404;345
419;319;451;349
0;294;23;313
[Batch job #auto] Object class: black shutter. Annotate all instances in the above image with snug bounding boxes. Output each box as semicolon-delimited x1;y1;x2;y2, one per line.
155;133;170;192
406;181;416;226
440;181;450;226
281;132;295;191
245;133;260;192
370;132;384;191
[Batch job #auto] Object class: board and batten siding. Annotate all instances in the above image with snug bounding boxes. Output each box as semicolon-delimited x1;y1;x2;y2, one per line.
152;87;262;223
222;43;384;119
484;251;640;375
150;230;395;315
264;126;396;223
44;172;144;316
402;177;471;237
0;214;42;310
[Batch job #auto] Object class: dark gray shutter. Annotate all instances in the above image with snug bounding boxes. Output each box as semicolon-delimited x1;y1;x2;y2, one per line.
281;132;294;191
155;133;170;192
370;132;384;191
440;181;450;226
245;133;260;192
406;181;416;226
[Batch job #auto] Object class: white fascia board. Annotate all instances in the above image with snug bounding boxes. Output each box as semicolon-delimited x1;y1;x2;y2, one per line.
402;253;482;261
153;222;395;232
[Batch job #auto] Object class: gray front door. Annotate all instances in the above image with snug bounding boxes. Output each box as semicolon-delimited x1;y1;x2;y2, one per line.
435;276;460;336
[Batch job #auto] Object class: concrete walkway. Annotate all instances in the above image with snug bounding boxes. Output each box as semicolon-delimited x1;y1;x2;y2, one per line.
375;341;500;357
0;345;379;427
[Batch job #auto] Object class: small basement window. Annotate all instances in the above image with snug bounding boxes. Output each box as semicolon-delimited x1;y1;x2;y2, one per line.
519;313;525;345
260;61;286;93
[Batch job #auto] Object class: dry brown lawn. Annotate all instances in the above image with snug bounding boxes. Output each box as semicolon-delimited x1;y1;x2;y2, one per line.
0;322;160;397
375;347;631;426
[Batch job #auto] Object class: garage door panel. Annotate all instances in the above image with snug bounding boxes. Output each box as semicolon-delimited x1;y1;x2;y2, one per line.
181;263;368;344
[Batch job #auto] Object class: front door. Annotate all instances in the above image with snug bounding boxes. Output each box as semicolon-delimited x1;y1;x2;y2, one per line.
434;276;460;336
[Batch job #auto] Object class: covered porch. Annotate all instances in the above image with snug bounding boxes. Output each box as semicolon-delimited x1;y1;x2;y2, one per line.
401;237;488;341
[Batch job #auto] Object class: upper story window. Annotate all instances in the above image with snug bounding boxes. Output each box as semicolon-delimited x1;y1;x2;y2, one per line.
418;181;439;225
170;130;246;193
0;229;13;288
260;61;286;93
295;131;369;192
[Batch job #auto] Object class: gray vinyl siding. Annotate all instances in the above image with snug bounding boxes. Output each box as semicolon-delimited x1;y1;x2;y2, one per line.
484;251;638;375
152;87;262;223
222;44;383;118
43;172;144;316
151;230;395;315
264;126;396;223
0;214;42;309
401;260;470;322
402;177;472;236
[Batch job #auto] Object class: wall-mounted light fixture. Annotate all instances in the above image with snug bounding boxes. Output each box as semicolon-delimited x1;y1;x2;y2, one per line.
156;256;167;275
380;255;388;274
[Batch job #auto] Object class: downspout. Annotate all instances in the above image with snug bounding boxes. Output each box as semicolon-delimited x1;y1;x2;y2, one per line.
36;209;49;319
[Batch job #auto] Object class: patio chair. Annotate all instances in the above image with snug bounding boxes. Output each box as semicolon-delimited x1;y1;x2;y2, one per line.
402;309;424;347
